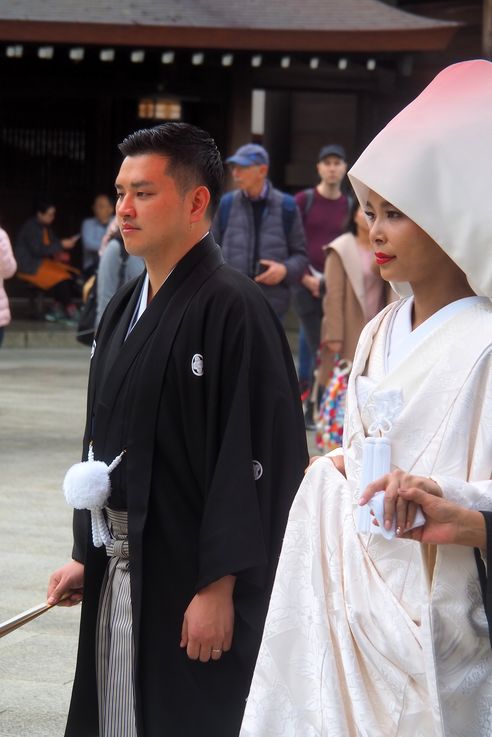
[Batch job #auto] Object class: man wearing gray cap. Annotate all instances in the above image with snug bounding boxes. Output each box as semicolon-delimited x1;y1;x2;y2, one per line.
294;144;351;428
213;143;307;319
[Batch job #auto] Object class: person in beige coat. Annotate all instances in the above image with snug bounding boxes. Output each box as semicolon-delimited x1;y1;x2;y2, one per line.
318;201;392;385
0;225;17;347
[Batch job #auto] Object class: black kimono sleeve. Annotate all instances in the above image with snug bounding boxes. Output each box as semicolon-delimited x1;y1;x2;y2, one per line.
72;508;90;563
188;285;308;594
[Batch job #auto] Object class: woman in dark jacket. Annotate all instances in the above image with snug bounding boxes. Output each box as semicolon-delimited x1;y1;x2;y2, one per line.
16;199;79;322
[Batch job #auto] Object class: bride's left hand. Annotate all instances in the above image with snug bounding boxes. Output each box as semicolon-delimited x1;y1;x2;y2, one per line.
359;469;442;535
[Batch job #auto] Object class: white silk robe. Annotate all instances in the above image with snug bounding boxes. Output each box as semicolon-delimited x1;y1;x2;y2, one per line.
240;298;492;737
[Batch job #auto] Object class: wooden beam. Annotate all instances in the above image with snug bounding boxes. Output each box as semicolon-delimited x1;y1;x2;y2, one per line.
484;0;492;60
0;20;459;53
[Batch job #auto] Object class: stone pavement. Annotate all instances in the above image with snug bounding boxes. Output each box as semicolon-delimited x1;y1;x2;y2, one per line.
0;344;317;737
0;346;90;737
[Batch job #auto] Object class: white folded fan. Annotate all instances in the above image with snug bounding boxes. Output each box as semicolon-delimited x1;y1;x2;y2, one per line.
356;436;425;539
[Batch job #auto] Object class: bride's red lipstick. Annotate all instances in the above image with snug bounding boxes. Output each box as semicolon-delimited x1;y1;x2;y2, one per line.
375;252;396;265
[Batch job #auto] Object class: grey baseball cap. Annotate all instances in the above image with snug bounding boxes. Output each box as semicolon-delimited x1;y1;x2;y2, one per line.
226;143;269;167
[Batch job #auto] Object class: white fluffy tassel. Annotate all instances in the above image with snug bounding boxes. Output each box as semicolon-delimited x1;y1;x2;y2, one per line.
63;445;125;547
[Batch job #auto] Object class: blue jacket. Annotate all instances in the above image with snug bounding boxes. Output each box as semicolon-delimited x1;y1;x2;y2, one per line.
213;184;308;317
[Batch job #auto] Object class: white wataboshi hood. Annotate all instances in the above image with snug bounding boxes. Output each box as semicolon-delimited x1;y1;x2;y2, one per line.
349;59;492;300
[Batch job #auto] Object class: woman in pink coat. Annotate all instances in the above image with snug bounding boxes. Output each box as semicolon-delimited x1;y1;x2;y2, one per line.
0;226;17;347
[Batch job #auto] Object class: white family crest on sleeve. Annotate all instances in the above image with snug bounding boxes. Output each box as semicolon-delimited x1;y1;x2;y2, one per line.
191;353;204;376
252;460;263;481
63;443;125;547
90;339;96;359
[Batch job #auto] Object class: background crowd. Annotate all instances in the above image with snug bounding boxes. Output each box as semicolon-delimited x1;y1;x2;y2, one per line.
1;136;389;444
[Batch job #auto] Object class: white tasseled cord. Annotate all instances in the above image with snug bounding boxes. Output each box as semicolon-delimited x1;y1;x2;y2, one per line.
63;444;126;547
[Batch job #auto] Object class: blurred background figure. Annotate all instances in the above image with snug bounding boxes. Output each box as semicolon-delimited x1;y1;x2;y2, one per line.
213;143;307;320
98;215;119;258
294;144;352;429
319;200;393;383
316;201;395;450
0;220;17;347
80;194;114;278
15;198;80;324
96;230;144;326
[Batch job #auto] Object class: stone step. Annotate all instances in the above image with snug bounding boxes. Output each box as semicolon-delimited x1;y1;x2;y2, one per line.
4;319;300;353
5;284;303;348
4;299;301;351
3;320;87;349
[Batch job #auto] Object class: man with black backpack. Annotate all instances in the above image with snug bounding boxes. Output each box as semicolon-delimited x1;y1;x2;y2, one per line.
213;143;307;319
294;144;351;429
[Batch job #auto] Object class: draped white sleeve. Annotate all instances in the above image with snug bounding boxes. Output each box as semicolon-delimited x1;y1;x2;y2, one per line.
240;297;492;737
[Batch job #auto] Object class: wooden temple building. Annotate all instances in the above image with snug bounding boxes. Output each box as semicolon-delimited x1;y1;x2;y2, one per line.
0;0;484;237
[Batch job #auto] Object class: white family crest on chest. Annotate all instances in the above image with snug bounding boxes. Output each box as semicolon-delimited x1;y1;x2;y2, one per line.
252;460;263;480
90;339;96;359
191;353;204;376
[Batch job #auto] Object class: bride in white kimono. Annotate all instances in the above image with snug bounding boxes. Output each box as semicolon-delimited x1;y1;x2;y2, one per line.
240;59;492;737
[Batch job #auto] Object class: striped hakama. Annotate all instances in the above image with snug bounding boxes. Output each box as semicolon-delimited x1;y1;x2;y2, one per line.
96;508;137;737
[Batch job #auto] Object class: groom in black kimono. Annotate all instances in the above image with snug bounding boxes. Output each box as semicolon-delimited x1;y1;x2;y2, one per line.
48;122;308;737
